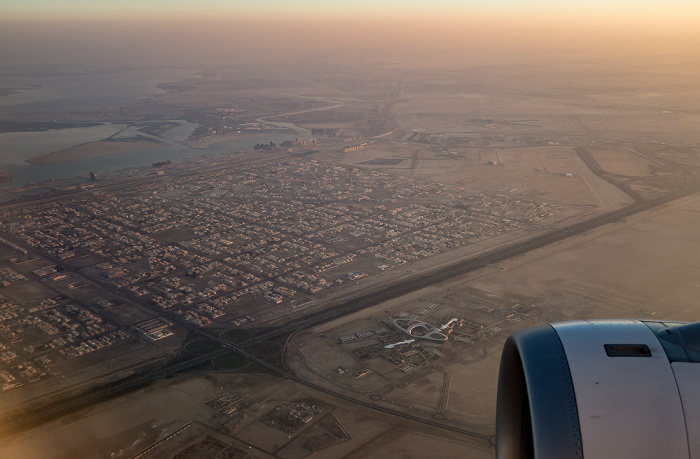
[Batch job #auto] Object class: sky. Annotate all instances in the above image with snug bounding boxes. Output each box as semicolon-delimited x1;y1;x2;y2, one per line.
1;1;699;69
3;0;700;21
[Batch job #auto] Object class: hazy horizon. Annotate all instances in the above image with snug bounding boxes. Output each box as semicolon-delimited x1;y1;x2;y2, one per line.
1;6;700;70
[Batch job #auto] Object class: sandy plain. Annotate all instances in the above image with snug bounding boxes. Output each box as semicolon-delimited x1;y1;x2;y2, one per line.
285;190;700;458
0;372;494;459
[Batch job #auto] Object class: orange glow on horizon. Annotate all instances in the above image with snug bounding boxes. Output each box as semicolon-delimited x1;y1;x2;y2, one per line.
1;11;698;69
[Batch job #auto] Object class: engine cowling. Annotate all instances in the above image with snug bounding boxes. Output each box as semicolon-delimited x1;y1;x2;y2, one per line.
496;319;700;459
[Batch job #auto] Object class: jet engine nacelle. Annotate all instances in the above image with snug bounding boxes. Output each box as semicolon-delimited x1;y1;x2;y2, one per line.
496;319;700;459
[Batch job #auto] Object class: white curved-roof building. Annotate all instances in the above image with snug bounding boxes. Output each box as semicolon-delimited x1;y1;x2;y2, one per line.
393;318;448;342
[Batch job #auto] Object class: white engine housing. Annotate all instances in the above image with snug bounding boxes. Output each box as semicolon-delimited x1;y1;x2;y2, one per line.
496;319;700;459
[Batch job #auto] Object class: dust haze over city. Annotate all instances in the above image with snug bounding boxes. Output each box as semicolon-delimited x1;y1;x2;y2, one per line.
0;1;699;457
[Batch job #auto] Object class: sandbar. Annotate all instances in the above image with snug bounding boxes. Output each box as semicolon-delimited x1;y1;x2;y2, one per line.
27;138;166;165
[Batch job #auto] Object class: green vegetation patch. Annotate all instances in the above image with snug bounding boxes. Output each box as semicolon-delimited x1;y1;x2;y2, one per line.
211;352;248;370
221;328;253;343
244;341;281;357
183;339;222;356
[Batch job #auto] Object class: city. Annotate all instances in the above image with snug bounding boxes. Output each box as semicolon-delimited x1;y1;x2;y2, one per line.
0;156;562;395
